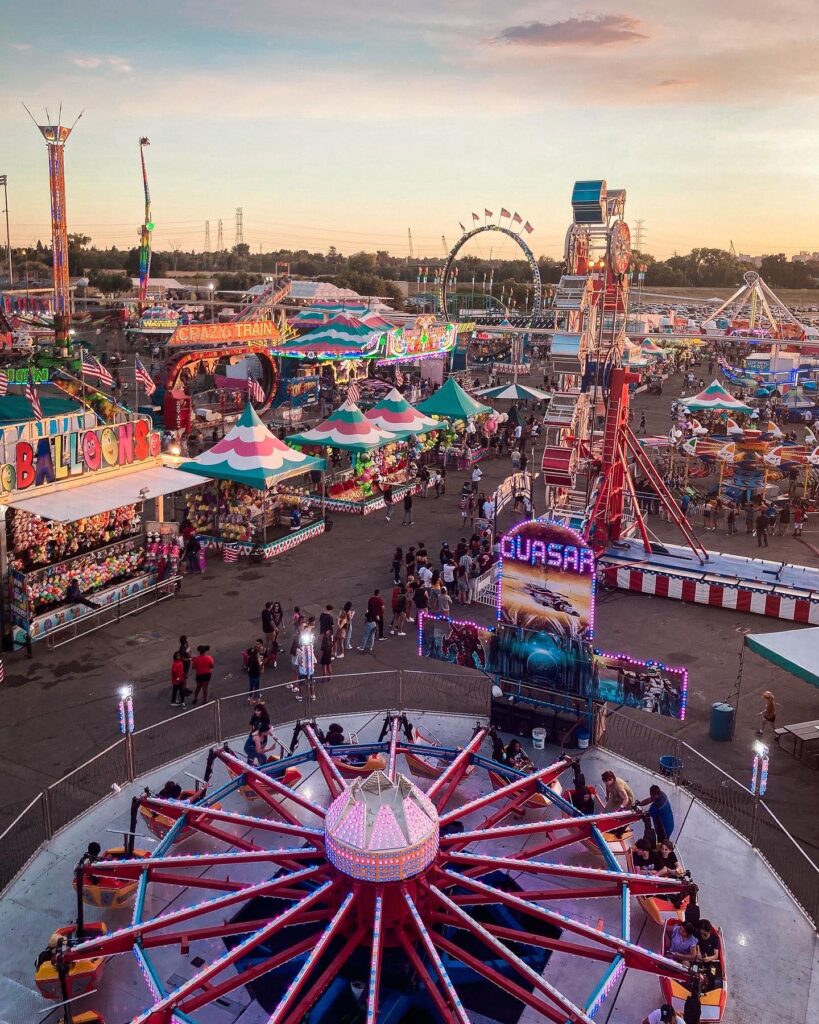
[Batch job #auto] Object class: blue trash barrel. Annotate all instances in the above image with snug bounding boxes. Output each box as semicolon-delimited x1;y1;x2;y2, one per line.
659;755;682;778
710;702;735;741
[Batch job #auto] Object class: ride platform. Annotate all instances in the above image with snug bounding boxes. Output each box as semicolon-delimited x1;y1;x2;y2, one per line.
601;539;819;623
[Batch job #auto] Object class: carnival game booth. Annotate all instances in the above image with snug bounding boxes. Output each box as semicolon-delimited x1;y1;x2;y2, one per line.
287;399;417;515
178;403;326;560
0;401;206;646
415;377;493;469
274;313;384;395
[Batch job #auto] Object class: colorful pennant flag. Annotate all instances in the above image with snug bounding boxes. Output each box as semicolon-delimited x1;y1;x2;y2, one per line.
134;355;157;396
81;350;114;386
25;376;43;419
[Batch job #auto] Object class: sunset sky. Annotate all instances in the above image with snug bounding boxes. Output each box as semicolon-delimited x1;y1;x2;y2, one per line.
2;1;818;260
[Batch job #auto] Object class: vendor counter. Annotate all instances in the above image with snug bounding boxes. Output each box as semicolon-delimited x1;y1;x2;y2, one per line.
199;517;325;559
305;481;419;516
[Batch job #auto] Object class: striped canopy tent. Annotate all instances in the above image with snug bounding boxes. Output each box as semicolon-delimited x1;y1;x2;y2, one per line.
178;403;324;488
360;311;397;330
641;339;665;356
415;377;492;420
274;314;384;358
476;382;551;402
364;388;444;435
287;398;405;452
288;308;327;328
685;380;753;414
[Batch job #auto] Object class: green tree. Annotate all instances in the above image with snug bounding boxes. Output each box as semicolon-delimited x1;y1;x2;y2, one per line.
89;271;132;295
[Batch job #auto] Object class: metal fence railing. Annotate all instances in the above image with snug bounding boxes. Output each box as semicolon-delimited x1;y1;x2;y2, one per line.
1;675;815;932
596;707;819;930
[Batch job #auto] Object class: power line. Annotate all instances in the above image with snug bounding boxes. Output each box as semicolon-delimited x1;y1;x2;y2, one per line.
235;207;244;247
204;220;210;251
633;219;646;252
217;219;223;251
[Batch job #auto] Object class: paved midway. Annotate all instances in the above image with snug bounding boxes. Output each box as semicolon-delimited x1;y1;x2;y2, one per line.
1;360;818;867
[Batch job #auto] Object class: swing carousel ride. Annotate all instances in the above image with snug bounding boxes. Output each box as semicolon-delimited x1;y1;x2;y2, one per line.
43;720;695;1024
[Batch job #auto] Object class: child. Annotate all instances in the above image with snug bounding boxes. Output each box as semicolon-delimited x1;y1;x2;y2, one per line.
170;651;186;708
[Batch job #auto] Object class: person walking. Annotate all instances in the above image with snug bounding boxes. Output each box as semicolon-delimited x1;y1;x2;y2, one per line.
755;507;769;547
261;603;276;653
358;610;378;653
638;412;647;436
319;604;334;638
744;501;756;535
383;483;394;522
726;503;737;535
184;534;202;574
438;585;452;616
405;546;416;581
436;464;446;496
320;627;333;677
191;645;215;705
170;651;186;708
778;502;791;536
178;635;192;689
793;503;806;537
296;630;316;702
402;490;414;525
391;547;403;585
367;589;386;641
334;606;349;659
756;690;777;737
342;601;355;650
636;785;675;843
244;639;265;701
419;465;430;498
270;600;285;636
390;586;408;635
471;465;483;493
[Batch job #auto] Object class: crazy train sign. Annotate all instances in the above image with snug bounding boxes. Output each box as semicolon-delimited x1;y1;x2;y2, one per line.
0;419;161;496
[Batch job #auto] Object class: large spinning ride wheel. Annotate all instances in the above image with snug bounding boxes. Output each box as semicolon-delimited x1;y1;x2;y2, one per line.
439;225;543;321
62;723;691;1024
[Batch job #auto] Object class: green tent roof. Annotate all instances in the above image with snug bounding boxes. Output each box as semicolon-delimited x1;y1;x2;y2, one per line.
415;378;492;420
745;628;819;689
0;393;82;426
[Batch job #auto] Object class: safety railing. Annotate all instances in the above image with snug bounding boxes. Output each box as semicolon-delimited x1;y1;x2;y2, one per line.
44;575;183;649
596;707;819;930
0;674;815;932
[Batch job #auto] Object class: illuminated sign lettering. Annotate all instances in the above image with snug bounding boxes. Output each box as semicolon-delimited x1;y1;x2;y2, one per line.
0;419;161;496
384;315;456;361
500;533;594;574
168;321;281;346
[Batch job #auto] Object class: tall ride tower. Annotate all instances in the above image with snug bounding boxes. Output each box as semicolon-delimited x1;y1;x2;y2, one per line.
26;106;82;347
137;137;154;313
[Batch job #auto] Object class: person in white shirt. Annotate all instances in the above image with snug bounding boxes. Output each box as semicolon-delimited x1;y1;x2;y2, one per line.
514;423;523;441
471;466;483;492
642;1005;676;1024
418;564;433;587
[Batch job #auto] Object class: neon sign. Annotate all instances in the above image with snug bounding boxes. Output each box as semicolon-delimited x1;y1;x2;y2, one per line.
383;315;456;362
500;533;594;574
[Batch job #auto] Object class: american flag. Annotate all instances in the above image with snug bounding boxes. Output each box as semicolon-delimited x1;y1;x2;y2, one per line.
0;370;7;397
347;381;360;404
134;355;156;396
395;366;404;387
484;208;493;218
247;375;265;403
0;658;4;684
500;207;511;219
512;212;523;224
523;221;534;234
25;377;43;419
82;351;114;387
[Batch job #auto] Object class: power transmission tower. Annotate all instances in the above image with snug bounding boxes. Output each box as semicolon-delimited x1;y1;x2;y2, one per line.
204;221;211;251
441;235;448;256
729;240;737;257
217;219;223;251
235;207;244;247
407;228;414;261
634;219;646;252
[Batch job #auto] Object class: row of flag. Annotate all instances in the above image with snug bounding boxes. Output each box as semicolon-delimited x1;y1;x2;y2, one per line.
459;210;533;234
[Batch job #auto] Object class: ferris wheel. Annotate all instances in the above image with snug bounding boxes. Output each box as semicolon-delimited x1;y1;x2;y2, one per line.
439;225;543;320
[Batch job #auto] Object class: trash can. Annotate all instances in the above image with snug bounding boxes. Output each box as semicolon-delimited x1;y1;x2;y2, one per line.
709;702;735;741
577;725;590;750
532;727;547;750
659;755;682;779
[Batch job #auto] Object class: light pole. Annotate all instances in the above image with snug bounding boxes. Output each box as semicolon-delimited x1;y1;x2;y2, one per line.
208;282;214;322
0;175;11;288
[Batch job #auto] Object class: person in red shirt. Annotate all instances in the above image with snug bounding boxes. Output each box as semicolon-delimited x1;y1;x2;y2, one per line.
191;645;215;704
170;651;186;708
367;589;386;641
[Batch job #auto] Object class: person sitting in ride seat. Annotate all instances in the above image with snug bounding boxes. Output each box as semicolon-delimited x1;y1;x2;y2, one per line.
157;780;183;800
631;838;655;872
696;919;722;988
505;739;535;774
664;920;700;963
653;839;684;878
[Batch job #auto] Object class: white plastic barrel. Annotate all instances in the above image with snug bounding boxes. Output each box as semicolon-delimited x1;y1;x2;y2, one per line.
532;727;547;750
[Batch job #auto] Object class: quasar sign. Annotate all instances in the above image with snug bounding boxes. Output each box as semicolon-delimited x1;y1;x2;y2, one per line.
499;519;595;640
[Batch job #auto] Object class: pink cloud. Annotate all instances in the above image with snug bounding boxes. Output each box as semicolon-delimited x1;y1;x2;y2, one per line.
495;14;648;48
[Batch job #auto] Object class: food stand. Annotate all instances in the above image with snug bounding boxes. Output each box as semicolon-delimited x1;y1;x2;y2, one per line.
178;403;326;559
1;394;205;646
287;399;417;515
415;377;493;469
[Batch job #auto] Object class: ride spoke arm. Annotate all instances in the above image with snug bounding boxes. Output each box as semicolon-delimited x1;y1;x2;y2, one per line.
440;808;642;845
366;893;384;1024
442;851;691;897
430;916;615;963
141;909;334;951
398;925;467;1024
265;891;357;1024
438;757;573;826
437;870;689;981
426;726;487;810
403;891;472;1024
429;884;595;1024
302;723;347;799
386;716;400;781
81;847;319;882
132;880;337;1024
217;749;326;820
64;866;326;960
143;797;325;848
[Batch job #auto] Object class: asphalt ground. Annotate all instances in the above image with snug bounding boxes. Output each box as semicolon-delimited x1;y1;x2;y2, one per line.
1;352;817;868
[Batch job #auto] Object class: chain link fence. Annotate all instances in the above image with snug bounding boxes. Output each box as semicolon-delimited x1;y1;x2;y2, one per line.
597;707;819;929
2;676;816;932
